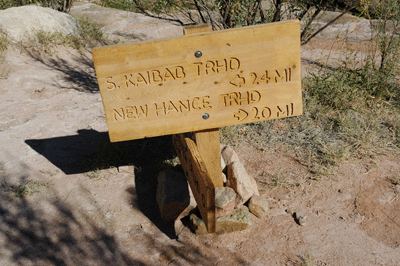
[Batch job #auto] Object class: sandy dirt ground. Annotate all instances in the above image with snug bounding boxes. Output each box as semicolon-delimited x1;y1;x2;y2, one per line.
0;2;399;265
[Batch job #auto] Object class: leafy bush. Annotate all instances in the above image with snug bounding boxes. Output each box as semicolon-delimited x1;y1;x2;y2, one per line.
100;0;359;42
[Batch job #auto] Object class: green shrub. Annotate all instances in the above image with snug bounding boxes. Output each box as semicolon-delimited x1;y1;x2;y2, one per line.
0;0;75;12
100;0;359;40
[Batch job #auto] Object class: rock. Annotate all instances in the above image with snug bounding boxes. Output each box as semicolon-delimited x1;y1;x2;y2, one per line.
174;186;197;235
221;172;227;183
187;185;197;209
117;165;133;173
221;145;240;166
0;6;80;43
226;161;259;205
174;218;185;236
190;206;251;235
286;209;307;226
295;212;307;226
177;185;197;218
69;2;183;43
285;208;294;215
215;187;238;218
248;195;269;219
311;11;372;41
156;170;191;222
221;155;226;172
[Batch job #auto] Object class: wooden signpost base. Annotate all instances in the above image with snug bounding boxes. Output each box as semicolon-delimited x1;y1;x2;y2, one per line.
172;133;218;233
194;128;223;188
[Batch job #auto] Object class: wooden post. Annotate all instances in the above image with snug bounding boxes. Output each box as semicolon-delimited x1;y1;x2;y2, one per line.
194;128;223;188
172;134;216;233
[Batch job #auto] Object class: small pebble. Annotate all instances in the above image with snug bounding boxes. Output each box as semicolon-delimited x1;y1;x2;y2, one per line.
285;208;294;215
295;212;307;226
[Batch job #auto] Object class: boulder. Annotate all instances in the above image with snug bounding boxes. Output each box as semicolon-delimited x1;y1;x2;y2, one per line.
0;5;80;43
311;11;372;41
190;206;251;235
156;170;192;222
69;2;183;42
248;195;269;219
226;161;259;205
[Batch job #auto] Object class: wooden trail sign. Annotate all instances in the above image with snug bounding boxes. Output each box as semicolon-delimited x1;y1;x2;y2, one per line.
92;20;302;143
92;21;303;234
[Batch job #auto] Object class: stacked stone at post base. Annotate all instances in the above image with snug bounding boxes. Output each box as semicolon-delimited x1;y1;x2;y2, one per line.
215;186;237;218
156;145;268;235
190;206;251;235
248;195;269;219
156;170;193;222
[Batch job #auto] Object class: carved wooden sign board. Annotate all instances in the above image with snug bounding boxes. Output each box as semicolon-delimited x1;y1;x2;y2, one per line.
92;20;302;143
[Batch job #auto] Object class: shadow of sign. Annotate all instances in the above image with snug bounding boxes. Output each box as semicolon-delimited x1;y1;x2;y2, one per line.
25;129;107;175
25;129;177;174
25;130;179;238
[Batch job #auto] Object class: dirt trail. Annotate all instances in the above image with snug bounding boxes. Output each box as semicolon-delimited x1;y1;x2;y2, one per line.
0;2;399;265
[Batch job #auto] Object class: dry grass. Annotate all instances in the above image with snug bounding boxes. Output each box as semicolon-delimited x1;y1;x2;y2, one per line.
0;30;9;53
11;180;51;198
300;253;314;266
219;1;400;175
0;31;10;79
22;17;116;54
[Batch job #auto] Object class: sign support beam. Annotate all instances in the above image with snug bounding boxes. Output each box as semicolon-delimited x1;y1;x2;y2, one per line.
172;133;216;233
194;128;223;188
